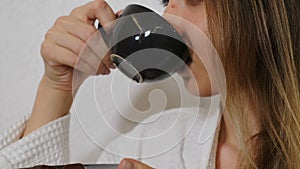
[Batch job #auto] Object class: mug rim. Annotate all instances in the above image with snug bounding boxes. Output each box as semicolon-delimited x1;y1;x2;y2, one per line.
110;53;144;83
121;4;183;41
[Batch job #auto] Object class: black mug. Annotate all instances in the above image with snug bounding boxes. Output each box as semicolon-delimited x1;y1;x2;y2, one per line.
98;4;191;83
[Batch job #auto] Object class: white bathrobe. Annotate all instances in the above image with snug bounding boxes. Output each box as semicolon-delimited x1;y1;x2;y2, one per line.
0;104;221;169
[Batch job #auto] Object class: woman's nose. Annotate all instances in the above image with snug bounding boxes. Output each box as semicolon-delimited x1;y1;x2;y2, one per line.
162;2;186;37
163;0;179;16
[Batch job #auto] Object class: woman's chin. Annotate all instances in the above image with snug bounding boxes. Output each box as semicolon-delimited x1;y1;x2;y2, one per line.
183;78;200;96
183;77;213;97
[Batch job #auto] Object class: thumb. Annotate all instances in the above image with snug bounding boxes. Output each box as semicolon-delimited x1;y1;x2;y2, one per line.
116;9;124;16
93;0;116;28
118;158;155;169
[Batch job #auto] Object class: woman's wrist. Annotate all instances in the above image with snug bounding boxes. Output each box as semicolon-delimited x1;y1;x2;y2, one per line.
22;76;73;137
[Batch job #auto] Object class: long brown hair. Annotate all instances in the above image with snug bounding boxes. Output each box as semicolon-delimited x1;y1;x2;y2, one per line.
206;0;300;168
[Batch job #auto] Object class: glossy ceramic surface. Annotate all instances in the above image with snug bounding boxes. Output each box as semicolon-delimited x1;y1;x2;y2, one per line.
99;4;191;83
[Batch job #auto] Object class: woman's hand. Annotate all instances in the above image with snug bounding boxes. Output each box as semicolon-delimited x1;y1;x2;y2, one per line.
41;0;116;93
23;0;116;136
118;159;155;169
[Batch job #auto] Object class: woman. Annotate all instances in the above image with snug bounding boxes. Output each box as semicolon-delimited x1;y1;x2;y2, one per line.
0;0;299;168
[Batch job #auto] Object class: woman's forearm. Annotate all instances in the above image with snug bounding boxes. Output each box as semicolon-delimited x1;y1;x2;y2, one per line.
22;77;73;137
22;0;116;137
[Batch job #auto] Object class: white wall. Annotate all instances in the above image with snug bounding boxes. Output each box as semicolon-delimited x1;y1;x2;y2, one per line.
0;0;208;163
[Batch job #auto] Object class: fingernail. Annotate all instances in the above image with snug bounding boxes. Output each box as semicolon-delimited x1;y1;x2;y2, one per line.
116;9;124;16
110;63;116;69
104;69;110;75
122;160;133;169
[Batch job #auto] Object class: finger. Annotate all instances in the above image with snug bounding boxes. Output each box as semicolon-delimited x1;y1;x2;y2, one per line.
54;16;97;42
41;41;96;74
69;1;99;24
116;9;124;16
118;159;154;169
76;57;97;75
70;0;116;26
79;44;106;74
96;60;110;75
46;28;85;55
93;0;117;30
101;52;115;69
85;30;110;59
41;41;77;68
82;31;115;74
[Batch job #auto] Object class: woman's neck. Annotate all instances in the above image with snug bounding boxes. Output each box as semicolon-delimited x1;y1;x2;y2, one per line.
216;108;261;169
220;107;261;150
220;113;238;147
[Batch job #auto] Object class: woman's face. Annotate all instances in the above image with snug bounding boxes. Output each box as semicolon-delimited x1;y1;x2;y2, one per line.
163;0;212;96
